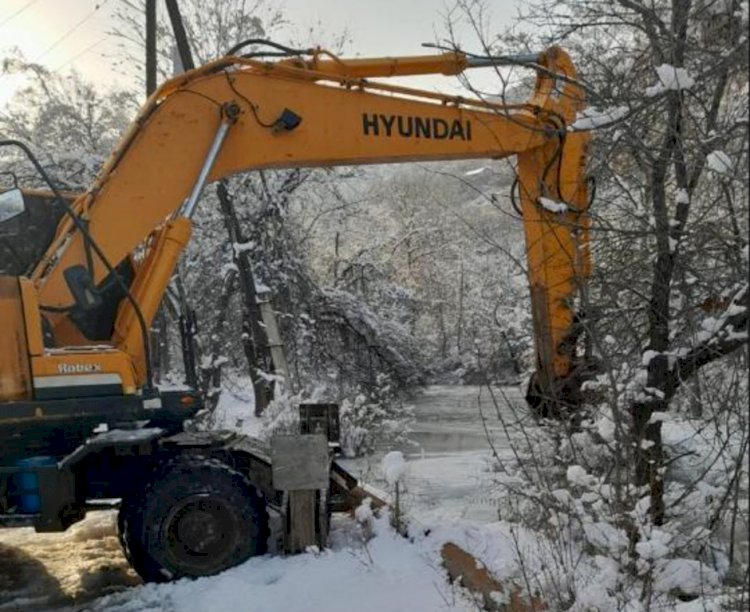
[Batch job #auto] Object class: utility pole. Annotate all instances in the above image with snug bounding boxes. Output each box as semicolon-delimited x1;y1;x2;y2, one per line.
145;0;171;380
164;0;195;70
145;0;157;95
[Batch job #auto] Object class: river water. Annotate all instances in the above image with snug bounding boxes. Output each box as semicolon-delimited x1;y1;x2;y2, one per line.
339;384;532;524
405;384;528;453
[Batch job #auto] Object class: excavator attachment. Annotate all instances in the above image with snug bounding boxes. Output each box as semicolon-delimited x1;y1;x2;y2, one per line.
2;45;591;419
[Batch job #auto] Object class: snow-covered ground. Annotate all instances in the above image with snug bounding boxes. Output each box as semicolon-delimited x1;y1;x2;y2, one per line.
3;385;741;610
0;385;518;611
0;511;487;612
76;515;480;612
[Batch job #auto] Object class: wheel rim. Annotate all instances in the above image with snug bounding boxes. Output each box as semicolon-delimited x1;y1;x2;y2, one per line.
164;494;238;574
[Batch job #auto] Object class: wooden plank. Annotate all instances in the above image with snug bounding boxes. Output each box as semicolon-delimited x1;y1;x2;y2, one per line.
271;434;329;491
441;543;546;611
286;490;317;553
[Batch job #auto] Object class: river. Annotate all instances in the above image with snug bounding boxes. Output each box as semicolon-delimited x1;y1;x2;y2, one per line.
338;384;530;524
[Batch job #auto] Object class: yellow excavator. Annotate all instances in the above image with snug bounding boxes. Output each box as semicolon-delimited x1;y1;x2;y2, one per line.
0;42;591;581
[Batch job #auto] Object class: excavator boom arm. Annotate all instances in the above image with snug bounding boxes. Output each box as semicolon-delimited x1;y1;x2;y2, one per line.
29;47;590;412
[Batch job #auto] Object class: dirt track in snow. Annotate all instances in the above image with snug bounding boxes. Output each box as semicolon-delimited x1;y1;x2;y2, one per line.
0;511;140;611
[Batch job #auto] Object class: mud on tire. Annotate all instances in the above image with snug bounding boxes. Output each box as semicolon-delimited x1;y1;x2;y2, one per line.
118;455;269;583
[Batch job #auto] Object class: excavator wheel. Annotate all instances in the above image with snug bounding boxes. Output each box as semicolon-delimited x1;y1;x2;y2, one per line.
117;455;269;583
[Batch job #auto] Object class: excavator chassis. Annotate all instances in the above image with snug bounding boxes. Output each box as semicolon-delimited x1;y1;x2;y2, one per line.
0;399;356;582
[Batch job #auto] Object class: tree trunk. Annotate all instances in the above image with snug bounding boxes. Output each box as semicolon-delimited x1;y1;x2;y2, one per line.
216;181;273;416
202;269;237;412
456;249;465;355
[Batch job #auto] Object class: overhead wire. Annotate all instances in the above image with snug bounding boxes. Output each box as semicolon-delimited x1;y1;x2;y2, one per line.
53;37;106;72
1;7;108;83
0;0;41;30
33;0;110;64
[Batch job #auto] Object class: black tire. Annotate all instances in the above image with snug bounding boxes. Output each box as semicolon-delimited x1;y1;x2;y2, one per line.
118;455;269;583
118;494;149;574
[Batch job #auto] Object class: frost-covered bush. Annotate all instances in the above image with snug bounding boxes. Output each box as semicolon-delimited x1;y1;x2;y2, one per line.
339;374;414;457
483;381;748;609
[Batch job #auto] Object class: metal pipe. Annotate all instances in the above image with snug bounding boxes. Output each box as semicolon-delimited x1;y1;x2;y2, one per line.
181;119;232;218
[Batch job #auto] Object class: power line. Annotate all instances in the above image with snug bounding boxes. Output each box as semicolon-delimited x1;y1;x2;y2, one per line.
0;0;41;30
53;37;106;72
33;0;110;64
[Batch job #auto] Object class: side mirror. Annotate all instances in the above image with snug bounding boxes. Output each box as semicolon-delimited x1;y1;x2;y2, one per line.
0;188;26;224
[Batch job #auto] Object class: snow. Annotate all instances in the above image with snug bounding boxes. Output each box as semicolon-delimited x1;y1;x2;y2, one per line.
648;411;670;424
705;0;734;15
381;451;407;486
662;417;747;486
211;387;261;437
354;498;374;525
569;106;628;131
567;464;594;487
645;64;695;96
539;197;569;213
1;511;479;612
156;382;191;392
706;150;733;175
220;262;239;276
595;410;616;442
85;516;476;612
635;529;672;560
726;329;748;341
644;386;665;399
1;386;742;610
583;521;628;554
654;558;720;597
675;188;690;205
232;240;255;254
463;166;486;176
724;301;746;317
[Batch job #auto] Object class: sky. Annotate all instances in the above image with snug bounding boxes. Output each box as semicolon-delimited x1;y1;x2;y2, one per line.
0;0;523;106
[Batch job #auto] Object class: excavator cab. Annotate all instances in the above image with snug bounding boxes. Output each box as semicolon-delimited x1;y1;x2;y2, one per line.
0;153;201;463
0;188;68;277
0;188;25;225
